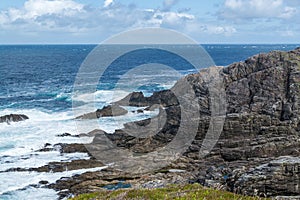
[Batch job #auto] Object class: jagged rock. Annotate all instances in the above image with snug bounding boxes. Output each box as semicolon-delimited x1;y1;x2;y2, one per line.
53;143;89;154
115;90;178;107
4;159;104;173
0;114;29;124
137;109;144;113
56;133;79;137
51;47;300;198
234;157;300;197
48;168;140;198
112;47;300;197
92;105;179;153
75;105;128;119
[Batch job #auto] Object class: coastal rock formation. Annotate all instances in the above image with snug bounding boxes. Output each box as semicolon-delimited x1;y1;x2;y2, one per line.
51;48;300;198
234;156;300;197
76;105;128;119
0;114;29;124
115;90;178;107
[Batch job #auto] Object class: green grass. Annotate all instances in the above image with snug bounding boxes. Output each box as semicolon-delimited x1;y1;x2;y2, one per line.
69;184;269;200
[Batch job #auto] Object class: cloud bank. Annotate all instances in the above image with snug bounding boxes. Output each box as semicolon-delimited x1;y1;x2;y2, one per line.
0;0;299;43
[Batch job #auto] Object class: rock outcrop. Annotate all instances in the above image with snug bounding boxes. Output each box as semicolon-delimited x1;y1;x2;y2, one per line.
51;48;300;198
76;105;128;119
0;114;29;124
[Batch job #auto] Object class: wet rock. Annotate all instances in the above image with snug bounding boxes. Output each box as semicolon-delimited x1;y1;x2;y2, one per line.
39;180;49;185
56;133;79;137
144;104;160;111
137;109;144;114
115;90;178;107
77;129;107;137
75;105;128;119
4;159;104;173
44;143;51;147
48;168;140;197
53;143;89;154
37;143;91;155
0;114;29;124
33;159;104;172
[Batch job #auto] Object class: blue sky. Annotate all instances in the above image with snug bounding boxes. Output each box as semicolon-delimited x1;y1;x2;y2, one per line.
0;0;299;44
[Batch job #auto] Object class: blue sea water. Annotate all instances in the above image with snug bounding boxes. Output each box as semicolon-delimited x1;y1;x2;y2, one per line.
1;44;299;112
0;44;299;199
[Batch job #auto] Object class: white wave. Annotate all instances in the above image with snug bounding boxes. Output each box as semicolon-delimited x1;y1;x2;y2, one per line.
0;152;90;172
72;89;129;104
0;109;93;158
0;108;73;122
0;166;107;199
1;187;58;200
0;98;159;199
75;106;159;134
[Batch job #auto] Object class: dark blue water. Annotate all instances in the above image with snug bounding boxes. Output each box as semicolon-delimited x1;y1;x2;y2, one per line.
0;44;299;112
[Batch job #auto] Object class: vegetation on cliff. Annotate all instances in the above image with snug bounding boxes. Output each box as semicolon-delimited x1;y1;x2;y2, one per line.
70;184;268;200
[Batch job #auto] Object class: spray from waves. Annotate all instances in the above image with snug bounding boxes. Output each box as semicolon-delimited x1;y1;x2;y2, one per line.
0;108;86;157
0;152;90;172
72;89;129;105
0;166;107;199
0;88;162;200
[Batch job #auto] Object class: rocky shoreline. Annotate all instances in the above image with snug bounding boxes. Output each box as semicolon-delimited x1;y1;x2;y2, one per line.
5;48;300;199
0;114;29;124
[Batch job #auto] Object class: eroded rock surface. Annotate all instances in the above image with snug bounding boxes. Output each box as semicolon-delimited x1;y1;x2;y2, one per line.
51;48;300;198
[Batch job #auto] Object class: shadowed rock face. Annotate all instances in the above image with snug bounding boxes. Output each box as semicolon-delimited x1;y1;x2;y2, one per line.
184;48;300;197
0;114;29;124
51;48;300;198
222;48;300;120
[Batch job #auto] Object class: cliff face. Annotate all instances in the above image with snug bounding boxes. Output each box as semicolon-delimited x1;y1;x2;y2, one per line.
182;48;300;196
112;47;300;197
51;48;300;198
223;47;300;119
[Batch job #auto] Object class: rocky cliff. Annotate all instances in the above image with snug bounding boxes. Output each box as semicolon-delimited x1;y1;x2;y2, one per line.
49;48;300;198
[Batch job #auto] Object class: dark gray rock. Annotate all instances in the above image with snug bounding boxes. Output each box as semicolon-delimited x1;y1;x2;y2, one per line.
76;105;128;119
51;47;300;198
0;114;29;124
115;90;178;108
234;157;300;197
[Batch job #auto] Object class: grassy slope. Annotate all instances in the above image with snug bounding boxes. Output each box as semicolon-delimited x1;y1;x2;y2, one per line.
70;184;269;200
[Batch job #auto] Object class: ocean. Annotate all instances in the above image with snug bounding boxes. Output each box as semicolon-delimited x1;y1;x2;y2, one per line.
0;44;299;199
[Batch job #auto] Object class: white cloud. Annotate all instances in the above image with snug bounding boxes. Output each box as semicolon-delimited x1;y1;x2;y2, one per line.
103;0;114;8
162;0;179;11
279;6;297;19
0;0;240;43
186;22;236;36
0;0;85;29
220;0;298;20
0;0;197;32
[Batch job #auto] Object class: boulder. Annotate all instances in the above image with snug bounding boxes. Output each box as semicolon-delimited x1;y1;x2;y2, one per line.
76;105;128;119
0;114;29;124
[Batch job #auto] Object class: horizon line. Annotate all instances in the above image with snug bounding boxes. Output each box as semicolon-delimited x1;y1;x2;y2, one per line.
0;43;299;45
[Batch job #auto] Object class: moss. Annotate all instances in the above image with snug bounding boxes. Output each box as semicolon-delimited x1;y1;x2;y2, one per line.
69;184;269;200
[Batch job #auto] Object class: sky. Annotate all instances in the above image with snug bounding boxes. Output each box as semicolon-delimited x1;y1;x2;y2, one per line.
0;0;299;44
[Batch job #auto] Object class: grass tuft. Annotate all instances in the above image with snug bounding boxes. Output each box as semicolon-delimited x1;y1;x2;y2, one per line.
69;184;269;200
